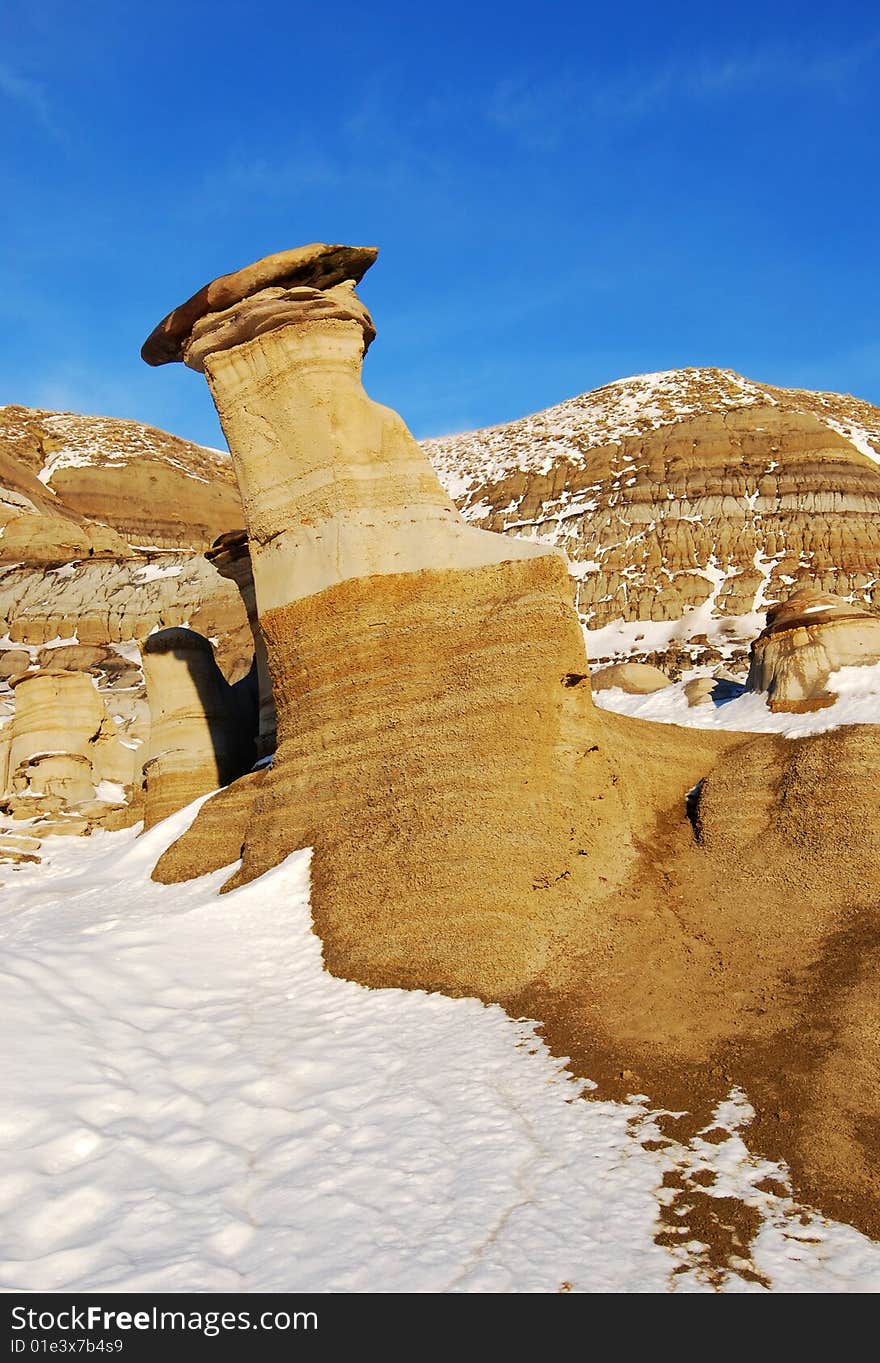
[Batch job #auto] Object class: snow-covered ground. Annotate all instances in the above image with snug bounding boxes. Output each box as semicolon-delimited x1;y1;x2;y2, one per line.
593;661;880;739
3;802;880;1293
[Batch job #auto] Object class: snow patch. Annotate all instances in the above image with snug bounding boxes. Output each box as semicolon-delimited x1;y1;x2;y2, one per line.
2;801;880;1291
594;663;880;738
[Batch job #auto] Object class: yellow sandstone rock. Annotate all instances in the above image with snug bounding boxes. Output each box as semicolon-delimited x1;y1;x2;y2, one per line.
591;662;672;694
142;242;880;1248
141;627;255;828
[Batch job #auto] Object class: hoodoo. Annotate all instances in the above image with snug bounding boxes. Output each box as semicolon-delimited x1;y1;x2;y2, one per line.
143;243;640;994
747;587;880;711
141;627;255;829
144;242;880;1249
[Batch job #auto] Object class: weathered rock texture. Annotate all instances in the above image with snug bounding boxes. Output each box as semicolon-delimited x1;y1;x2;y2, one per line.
206;531;276;755
0;557;250;679
1;669;136;820
0;404;240;554
141;627;255;828
747;588;880;711
0;403;259;836
141;244;378;366
135;242;880;1256
425;368;880;666
141;242;880;1257
590;662;671;694
145;243;634;992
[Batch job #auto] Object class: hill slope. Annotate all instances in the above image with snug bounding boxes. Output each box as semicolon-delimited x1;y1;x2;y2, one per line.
0;404;239;556
425;368;880;667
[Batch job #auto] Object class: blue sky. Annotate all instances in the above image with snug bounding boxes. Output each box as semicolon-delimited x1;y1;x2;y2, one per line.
2;0;878;448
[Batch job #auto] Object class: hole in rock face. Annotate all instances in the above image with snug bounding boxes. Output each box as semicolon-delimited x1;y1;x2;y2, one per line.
562;673;589;687
685;779;704;842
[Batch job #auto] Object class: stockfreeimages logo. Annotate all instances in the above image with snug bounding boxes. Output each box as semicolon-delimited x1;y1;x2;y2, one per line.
10;1305;317;1339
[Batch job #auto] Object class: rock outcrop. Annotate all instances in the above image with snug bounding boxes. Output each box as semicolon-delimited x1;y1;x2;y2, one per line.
747;588;880;711
590;662;671;694
425;369;880;669
141;627;255;828
144;242;640;995
143;242;648;992
1;669;136;821
206;531;276;756
0;404;257;837
0;556;251;680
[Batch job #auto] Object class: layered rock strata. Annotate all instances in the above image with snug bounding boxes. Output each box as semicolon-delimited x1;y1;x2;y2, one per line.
0;404;240;554
141;627;255;829
2;669;136;819
144;243;639;992
144;243;880;1251
0;556;250;681
747;588;880;711
425;369;880;663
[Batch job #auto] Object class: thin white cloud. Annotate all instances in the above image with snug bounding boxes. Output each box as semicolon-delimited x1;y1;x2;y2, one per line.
487;39;880;148
0;60;59;138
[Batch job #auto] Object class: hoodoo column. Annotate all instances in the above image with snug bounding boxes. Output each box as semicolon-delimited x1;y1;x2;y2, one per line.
142;243;632;997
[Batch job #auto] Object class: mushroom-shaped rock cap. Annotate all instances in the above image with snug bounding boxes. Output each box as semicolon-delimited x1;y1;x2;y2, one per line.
142;243;378;366
143;626;217;656
762;588;876;637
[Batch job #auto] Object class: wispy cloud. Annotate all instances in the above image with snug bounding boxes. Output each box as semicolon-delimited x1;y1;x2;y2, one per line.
0;60;61;139
487;39;880;148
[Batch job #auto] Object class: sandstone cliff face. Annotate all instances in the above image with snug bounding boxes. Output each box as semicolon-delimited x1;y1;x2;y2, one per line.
425;369;880;668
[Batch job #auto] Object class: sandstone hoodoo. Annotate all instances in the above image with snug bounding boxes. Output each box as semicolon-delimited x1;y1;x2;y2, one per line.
747;587;880;712
144;241;880;1252
1;668;137;828
141;627;256;829
145;241;640;995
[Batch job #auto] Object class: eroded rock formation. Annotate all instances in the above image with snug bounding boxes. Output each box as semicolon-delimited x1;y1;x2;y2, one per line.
747;588;880;711
425;369;880;669
206;531;276;756
141;627;255;828
0;404;240;555
2;669;136;821
143;243;880;1257
144;243;642;993
0;403;257;835
590;662;671;694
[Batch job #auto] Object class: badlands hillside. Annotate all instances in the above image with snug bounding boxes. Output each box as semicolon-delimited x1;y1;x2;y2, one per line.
4;368;880;677
0;405;252;673
3;369;880;845
0;403;239;556
427;368;880;671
